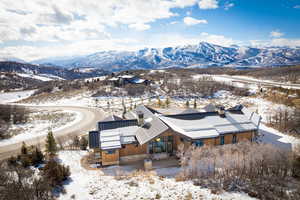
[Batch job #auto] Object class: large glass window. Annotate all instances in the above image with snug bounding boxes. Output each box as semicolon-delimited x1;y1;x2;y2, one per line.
232;134;237;144
220;136;225;145
106;150;115;154
193;140;203;147
149;136;173;154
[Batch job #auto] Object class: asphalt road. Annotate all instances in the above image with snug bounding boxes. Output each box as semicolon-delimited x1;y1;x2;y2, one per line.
217;75;300;89
0;106;105;161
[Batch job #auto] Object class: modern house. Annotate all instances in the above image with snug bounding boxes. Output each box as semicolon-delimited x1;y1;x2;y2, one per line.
107;74;150;87
89;105;261;166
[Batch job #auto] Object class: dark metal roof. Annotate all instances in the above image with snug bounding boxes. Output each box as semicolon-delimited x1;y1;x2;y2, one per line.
89;131;100;148
98;119;138;131
164;111;218;120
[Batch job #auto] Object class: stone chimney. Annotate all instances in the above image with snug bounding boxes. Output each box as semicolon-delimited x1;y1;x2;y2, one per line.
137;111;144;126
218;106;226;118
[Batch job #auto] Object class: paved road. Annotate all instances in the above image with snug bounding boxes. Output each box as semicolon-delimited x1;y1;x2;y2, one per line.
0;106;105;161
216;75;300;89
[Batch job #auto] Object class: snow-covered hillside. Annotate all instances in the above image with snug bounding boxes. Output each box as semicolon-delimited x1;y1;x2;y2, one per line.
0;61;109;81
35;42;300;71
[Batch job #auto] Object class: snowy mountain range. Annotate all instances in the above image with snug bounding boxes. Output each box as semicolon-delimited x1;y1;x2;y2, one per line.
33;42;300;71
0;61;108;81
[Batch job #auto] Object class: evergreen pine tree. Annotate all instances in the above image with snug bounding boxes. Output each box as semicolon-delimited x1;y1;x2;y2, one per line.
157;96;162;107
45;130;57;156
73;136;80;149
122;105;127;119
21;141;28;155
165;97;170;108
186;100;190;108
80;137;88;150
32;147;44;164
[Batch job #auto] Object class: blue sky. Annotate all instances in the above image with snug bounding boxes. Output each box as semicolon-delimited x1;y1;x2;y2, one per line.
0;0;299;61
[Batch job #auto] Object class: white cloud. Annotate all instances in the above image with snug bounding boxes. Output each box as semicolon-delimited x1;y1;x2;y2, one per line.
224;2;234;10
183;17;208;26
270;30;284;38
199;32;235;46
128;23;151;31
271;38;300;47
0;0;199;43
294;5;300;9
198;0;219;10
250;38;300;48
170;21;179;25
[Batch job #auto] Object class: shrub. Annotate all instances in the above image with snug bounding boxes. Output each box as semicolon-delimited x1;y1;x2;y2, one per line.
177;141;300;199
43;159;70;187
80;137;88;150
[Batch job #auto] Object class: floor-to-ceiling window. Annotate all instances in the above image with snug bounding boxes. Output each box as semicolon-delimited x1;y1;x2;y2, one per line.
149;136;173;154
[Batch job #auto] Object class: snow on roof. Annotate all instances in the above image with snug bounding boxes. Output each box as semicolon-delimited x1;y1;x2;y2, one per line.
96;105;261;148
130;78;145;84
108;77;119;81
101;141;121;150
100;131;121;150
158;110;259;139
135;115;169;145
118;75;134;79
121;136;136;144
99;126;139;149
215;123;257;134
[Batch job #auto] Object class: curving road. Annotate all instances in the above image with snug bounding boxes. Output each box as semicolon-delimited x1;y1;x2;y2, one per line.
0;106;105;161
216;75;300;90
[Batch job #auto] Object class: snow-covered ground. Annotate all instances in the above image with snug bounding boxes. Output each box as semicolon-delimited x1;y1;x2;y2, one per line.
58;151;255;200
0;90;36;103
193;74;300;90
84;75;107;83
17;73;64;81
21;92;155;111
192;74;259;92
0;110;82;146
259;124;300;151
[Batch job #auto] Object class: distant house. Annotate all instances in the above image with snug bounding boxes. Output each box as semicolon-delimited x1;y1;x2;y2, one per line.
107;74;150;87
89;105;261;166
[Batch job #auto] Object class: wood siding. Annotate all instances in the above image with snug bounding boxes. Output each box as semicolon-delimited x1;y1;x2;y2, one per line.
119;144;147;157
99;130;256;165
102;149;119;166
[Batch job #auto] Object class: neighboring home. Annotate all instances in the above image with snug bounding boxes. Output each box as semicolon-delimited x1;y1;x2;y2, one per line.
89;105;261;166
107;74;150;87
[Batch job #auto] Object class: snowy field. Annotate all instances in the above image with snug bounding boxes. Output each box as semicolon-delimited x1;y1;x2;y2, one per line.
0;110;82;146
192;74;300;90
58;151;255;200
17;73;54;81
21;91;154;110
0;90;36;103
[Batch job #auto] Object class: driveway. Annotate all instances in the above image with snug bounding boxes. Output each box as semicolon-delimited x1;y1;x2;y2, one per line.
0;106;105;161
